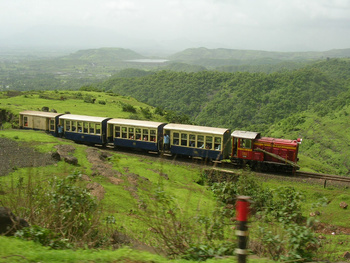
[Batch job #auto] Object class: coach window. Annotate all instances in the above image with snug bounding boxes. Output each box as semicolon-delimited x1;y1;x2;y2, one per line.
206;136;213;149
181;133;188;146
83;122;88;133
122;127;127;138
135;128;141;140
214;137;222;151
89;123;95;134
115;126;120;137
49;119;55;131
189;134;196;147
96;124;101;135
77;122;82;132
72;121;77;132
173;132;179;145
24;116;28;127
150;129;156;142
65;120;71;131
197;135;204;148
143;129;149;141
129;127;134;139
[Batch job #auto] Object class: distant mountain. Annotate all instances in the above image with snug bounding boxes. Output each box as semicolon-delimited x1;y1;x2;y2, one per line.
65;47;145;62
168;47;350;68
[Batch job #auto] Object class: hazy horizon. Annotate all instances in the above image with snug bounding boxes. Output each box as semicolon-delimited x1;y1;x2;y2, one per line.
1;0;350;56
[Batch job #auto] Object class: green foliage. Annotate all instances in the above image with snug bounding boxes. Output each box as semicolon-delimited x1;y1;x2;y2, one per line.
183;242;235;261
15;225;72;249
0;170;107;248
270;187;304;224
136;184;235;259
79;85;101;92
120;102;136;113
112;68;156;78
83;94;96;103
96;59;350;134
46;173;98;240
257;221;317;262
154;106;165;116
211;174;273;214
140;107;152;119
165;110;191;124
208;174;318;261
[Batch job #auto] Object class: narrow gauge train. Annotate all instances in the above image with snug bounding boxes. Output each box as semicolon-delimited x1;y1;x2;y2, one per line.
19;111;302;172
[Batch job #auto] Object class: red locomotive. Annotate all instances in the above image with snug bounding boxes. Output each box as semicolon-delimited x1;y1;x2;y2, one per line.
231;130;302;172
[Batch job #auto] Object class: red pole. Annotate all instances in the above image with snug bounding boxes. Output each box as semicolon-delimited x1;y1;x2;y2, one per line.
236;196;250;263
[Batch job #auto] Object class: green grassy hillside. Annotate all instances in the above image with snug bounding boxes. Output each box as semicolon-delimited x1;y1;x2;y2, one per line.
267;89;350;175
0;90;167;123
1;93;350;262
1;128;349;262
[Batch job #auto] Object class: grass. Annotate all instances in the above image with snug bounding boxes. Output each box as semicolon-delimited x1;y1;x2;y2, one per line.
0;236;277;263
268;109;350;175
1;128;350;261
0;90;166;121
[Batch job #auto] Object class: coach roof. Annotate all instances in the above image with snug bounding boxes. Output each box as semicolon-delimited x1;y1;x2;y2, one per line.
20;111;63;118
164;123;230;135
108;118;166;128
59;114;110;122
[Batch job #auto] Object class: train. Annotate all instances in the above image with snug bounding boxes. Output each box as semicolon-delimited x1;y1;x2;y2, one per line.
19;110;302;172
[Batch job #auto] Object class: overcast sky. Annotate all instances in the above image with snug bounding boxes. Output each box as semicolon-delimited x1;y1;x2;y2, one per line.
1;0;350;54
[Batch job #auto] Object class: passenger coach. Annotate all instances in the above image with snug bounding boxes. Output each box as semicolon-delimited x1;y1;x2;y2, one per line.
59;114;111;145
163;123;231;160
107;119;166;152
19;111;64;136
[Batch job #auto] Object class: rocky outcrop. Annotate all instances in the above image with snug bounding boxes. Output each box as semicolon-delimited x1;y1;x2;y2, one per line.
340;201;348;209
54;145;78;165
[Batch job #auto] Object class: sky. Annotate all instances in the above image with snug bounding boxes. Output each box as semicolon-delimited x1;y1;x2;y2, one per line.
1;0;350;55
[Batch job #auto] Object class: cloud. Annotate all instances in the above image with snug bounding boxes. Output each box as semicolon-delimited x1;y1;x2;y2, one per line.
1;0;349;51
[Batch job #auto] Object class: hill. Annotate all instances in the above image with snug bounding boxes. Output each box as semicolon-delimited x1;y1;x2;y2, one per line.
94;58;350;175
168;47;350;68
66;47;145;62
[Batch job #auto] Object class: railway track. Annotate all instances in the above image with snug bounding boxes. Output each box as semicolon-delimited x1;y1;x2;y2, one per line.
295;171;350;183
101;144;350;184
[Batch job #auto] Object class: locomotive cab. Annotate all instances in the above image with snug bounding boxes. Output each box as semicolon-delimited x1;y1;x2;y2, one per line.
231;131;261;165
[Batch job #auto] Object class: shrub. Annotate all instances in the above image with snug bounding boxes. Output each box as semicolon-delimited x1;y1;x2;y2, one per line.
140;107;152;119
120;102;136;113
83;95;96;103
15;225;72;249
136;184;235;259
1;172;112;248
